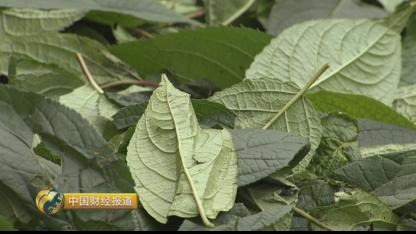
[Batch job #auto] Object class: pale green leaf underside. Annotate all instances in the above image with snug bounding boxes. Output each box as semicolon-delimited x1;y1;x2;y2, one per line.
0;0;193;24
206;0;255;25
246;19;401;105
0;33;140;84
210;78;322;171
311;190;399;231
60;85;119;132
127;77;237;224
0;8;84;36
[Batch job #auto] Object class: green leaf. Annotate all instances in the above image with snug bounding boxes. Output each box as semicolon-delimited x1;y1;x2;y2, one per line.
308;114;361;177
210;78;322;172
205;0;256;25
0;86;157;230
191;99;236;129
246;17;405;105
0;33;140;84
110;27;272;88
112;104;147;130
230;129;310;187
239;177;299;231
181;178;299;231
8;56;83;97
266;0;386;35
358;119;416;147
105;86;153;107
112;98;235;131
401;13;416;86
60;85;119;133
126;77;238;225
292;180;339;231
0;215;14;231
0;8;84;36
379;0;406;12
335;146;416;209
310;190;399;231
394;85;416;124
308;91;416;129
0;0;194;24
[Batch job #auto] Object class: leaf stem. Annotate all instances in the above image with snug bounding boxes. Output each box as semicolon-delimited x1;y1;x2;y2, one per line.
292;207;334;231
262;64;330;130
75;53;104;94
100;80;160;90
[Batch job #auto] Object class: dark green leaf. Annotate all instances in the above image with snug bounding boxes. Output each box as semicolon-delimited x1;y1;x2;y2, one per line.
334;148;416;209
308;91;416;129
230;129;310;187
110;27;272;88
308;114;361;176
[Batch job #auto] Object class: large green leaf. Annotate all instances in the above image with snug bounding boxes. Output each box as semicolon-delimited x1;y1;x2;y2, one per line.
246;15;408;104
0;0;194;24
308;114;361;177
210;78;322;171
266;0;386;35
308;91;416;129
126;77;238;224
230;129;309;187
310;190;399;231
205;0;255;25
335;145;416;209
0;86;157;230
110;27;272;88
394;85;416;124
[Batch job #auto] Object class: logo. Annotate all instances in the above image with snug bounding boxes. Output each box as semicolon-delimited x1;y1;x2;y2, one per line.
35;188;65;215
36;188;137;215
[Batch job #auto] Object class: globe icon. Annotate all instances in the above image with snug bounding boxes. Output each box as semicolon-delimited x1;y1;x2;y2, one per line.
35;188;64;215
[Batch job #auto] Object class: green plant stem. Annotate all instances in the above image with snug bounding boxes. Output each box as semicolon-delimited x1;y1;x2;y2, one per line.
100;80;160;90
292;207;334;231
263;64;330;129
75;53;104;94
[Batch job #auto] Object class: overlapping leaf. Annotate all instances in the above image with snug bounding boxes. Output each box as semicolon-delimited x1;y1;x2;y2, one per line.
110;27;271;88
308;114;361;177
335;145;416;209
310;190;399;231
210;78;322;171
246;13;409;104
126;77;238;224
0;86;157;230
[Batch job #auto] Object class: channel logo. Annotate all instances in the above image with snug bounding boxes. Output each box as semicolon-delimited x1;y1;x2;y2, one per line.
36;188;137;215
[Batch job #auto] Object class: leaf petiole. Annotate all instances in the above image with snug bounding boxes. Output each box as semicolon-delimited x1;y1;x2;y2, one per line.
75;53;104;94
263;64;330;130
